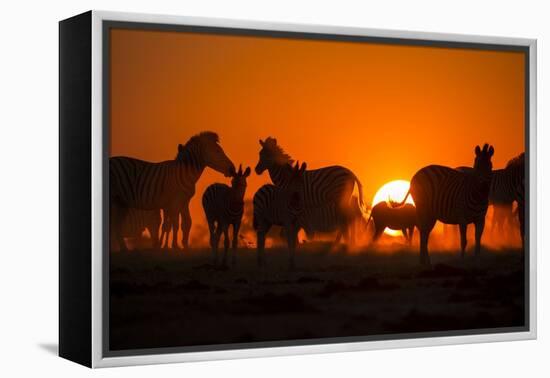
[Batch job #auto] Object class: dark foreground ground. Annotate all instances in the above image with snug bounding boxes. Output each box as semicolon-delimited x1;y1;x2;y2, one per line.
109;244;525;351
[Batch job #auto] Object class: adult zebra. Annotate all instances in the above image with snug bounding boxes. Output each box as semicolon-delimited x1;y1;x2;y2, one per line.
254;162;307;269
110;131;235;251
397;144;495;265
202;164;251;266
500;153;525;247
457;152;524;246
255;137;364;244
299;195;367;247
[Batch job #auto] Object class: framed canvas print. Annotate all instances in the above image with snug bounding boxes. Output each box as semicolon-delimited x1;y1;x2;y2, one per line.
59;10;537;368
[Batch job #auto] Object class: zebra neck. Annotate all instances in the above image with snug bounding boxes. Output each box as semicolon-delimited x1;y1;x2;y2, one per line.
176;146;206;187
229;188;245;204
268;163;293;186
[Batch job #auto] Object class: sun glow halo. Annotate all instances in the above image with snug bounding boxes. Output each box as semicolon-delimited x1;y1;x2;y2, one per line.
371;180;415;237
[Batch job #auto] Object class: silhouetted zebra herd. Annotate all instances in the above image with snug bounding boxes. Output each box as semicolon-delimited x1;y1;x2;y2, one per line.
110;132;525;267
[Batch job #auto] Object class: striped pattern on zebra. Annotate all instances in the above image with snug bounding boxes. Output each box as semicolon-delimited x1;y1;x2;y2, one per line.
503;153;525;246
253;161;307;268
457;152;524;245
110;131;234;251
202;164;251;266
255;137;364;244
299;195;366;247
110;207;161;251
398;144;494;265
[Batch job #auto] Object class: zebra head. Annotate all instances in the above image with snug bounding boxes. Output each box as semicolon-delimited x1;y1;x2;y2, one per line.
473;143;494;182
190;131;235;177
284;161;307;217
230;164;251;200
256;137;294;175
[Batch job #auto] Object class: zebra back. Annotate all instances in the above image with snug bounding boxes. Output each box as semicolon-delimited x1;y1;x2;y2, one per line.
411;164;491;224
202;183;243;224
110;156;197;210
257;137;364;208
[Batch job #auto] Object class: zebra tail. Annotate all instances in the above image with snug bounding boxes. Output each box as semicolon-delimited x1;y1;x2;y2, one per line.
390;188;411;208
352;174;366;211
365;211;373;229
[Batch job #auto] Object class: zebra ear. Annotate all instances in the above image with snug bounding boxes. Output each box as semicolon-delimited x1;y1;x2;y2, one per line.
238;164;243;175
488;146;494;157
259;139;264;147
475;145;481;156
243;167;251;177
300;162;307;173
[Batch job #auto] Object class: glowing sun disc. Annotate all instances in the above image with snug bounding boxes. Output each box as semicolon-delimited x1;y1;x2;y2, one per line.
372;180;415;237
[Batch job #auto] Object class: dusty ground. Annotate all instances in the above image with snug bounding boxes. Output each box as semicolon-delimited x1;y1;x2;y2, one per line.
109;243;525;351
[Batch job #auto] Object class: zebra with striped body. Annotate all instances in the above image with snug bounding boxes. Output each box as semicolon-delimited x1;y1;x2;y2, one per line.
110;132;234;251
398;144;494;264
202;164;251;266
457;152;524;245
299;195;366;247
253;162;307;268
255;137;364;245
498;153;525;246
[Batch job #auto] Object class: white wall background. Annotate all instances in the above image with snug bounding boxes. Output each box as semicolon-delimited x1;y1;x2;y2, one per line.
0;0;547;376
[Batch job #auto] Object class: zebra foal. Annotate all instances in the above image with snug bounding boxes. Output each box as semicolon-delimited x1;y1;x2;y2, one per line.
202;164;251;266
253;161;307;269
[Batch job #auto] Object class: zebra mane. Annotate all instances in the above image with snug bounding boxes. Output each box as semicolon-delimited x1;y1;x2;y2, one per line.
506;152;524;170
186;131;220;146
263;137;294;165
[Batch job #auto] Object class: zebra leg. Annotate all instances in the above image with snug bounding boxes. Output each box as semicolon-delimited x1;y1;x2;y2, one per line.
180;204;192;250
213;223;222;265
256;228;269;268
474;218;485;257
518;204;525;250
407;226;414;245
170;212;180;250
231;222;241;266
160;217;171;249
112;206;128;252
207;220;217;261
459;223;468;258
286;225;298;270
148;211;161;250
372;226;384;244
419;220;435;266
222;225;230;267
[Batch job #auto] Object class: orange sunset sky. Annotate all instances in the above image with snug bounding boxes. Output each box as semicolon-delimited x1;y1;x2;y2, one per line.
109;28;525;233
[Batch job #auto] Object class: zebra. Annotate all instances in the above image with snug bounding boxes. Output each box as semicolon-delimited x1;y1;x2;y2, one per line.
457;152;524;245
110;131;235;251
255;137;364;245
498;153;525;247
367;202;416;244
253;161;307;269
202;164;251;266
110;207;161;251
299;195;367;247
396;144;495;265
